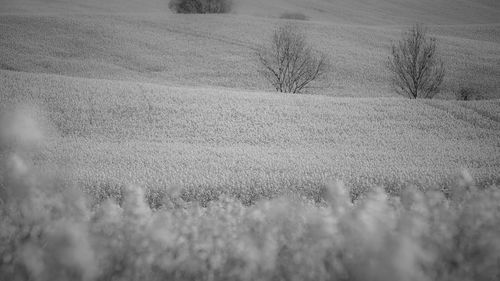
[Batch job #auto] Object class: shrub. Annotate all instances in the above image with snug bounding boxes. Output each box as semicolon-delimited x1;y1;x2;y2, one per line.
456;86;483;101
168;0;232;14
279;12;308;21
387;24;445;99
257;24;328;94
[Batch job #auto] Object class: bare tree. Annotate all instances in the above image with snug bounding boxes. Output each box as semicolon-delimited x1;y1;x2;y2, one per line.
257;24;328;94
387;24;445;99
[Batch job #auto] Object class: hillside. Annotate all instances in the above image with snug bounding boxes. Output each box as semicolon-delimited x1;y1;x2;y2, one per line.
0;0;499;197
2;0;500;25
2;70;499;201
235;0;500;25
1;13;499;98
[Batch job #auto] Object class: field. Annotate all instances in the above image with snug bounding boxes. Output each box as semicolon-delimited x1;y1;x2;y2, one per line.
1;0;500;280
1;13;500;98
1;70;499;204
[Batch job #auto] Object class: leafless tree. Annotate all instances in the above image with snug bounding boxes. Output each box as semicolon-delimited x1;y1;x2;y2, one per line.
387;24;445;99
258;24;328;94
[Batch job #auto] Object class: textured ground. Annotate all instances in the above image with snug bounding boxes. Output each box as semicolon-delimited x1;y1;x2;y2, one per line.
1;0;500;98
2;70;499;201
0;0;499;201
2;0;500;25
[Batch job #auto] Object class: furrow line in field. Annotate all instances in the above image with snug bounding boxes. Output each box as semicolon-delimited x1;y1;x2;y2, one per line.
422;100;500;130
163;25;257;51
457;101;500;125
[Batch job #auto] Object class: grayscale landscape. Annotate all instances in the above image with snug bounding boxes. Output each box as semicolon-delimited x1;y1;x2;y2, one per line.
1;0;499;280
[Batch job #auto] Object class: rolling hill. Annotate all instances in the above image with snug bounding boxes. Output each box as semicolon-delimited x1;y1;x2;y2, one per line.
235;0;500;25
1;13;499;98
2;0;500;25
1;70;499;201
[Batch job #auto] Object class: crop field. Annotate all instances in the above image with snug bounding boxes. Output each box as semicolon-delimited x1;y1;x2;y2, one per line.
1;70;500;204
1;0;500;280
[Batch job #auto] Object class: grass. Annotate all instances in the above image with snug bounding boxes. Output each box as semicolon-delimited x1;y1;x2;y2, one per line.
1;70;499;204
1;111;500;281
2;0;500;25
0;13;499;98
279;12;308;21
